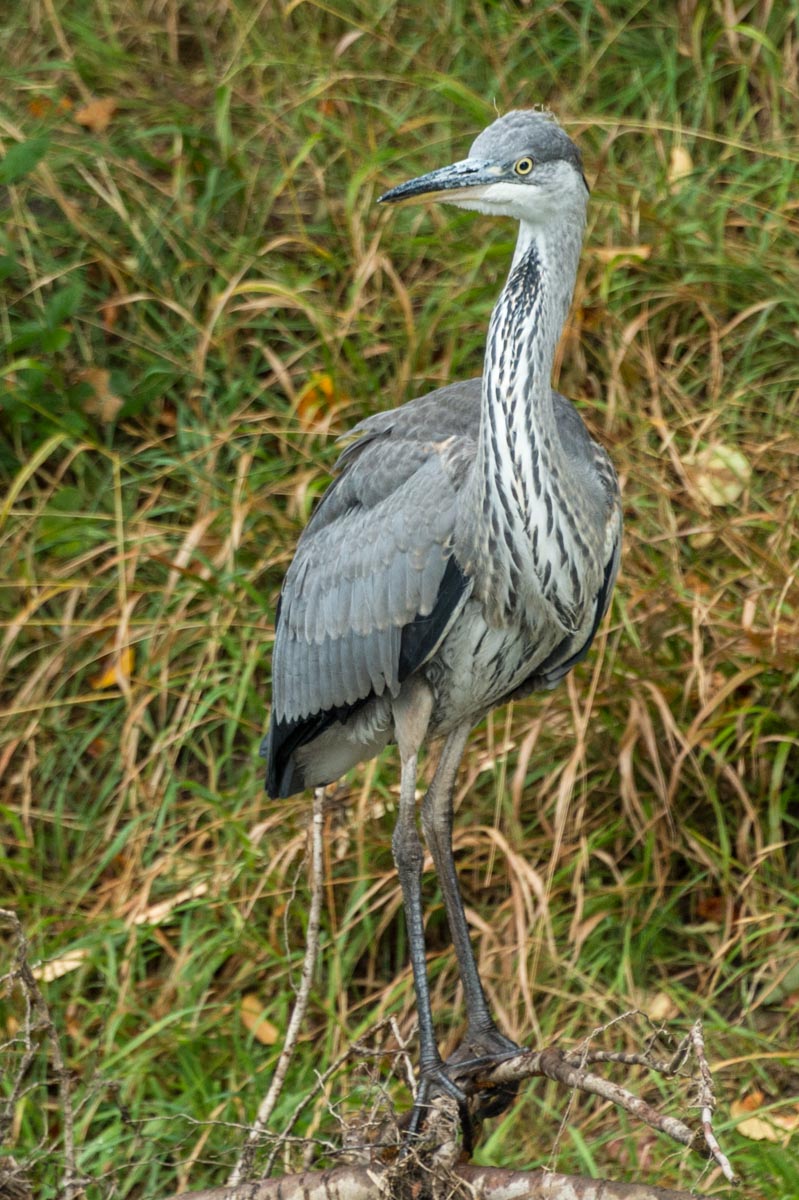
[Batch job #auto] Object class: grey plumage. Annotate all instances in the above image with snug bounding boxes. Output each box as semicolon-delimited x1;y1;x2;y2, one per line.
263;110;622;1134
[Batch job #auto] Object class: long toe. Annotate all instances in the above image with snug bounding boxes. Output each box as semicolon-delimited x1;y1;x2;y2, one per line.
399;1066;469;1150
443;1027;523;1123
401;1033;521;1154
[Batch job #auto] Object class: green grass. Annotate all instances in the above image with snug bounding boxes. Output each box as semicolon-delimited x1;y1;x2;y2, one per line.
1;1;798;1197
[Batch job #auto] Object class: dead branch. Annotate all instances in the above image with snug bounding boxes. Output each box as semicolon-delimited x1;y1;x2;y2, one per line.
490;1046;700;1151
480;1038;736;1184
689;1020;736;1185
155;1014;738;1200
0;908;87;1200
164;1162;722;1200
195;1010;735;1199
228;788;327;1186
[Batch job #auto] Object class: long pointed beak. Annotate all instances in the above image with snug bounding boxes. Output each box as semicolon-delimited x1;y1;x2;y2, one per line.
378;158;497;205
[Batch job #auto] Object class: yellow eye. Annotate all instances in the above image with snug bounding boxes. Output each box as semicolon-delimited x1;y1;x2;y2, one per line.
514;157;534;176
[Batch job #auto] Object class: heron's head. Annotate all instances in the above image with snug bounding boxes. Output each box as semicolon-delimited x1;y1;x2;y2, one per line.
378;110;588;228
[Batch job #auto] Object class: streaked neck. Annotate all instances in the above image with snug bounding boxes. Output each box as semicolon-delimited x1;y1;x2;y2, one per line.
465;216;584;624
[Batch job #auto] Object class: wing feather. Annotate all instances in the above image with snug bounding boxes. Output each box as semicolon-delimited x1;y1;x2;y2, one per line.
269;414;478;727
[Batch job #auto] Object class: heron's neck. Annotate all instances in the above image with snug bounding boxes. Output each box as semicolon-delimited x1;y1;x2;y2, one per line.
466;216;584;623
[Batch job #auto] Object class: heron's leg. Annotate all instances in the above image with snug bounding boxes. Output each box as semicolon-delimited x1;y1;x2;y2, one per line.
421;723;520;1066
390;682;443;1079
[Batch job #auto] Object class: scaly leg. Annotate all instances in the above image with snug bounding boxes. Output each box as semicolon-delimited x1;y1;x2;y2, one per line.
391;684;468;1137
420;722;520;1116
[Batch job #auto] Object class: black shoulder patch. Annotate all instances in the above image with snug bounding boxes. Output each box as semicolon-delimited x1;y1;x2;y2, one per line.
264;556;470;799
397;555;469;683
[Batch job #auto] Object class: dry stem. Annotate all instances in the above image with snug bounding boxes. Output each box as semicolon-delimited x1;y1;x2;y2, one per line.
227;788;326;1186
0;908;86;1200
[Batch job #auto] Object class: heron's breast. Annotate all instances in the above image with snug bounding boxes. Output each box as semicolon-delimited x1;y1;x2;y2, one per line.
424;598;565;733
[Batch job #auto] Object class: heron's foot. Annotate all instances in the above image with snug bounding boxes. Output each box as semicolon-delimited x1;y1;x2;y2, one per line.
443;1025;522;1123
401;1061;468;1144
401;1029;521;1155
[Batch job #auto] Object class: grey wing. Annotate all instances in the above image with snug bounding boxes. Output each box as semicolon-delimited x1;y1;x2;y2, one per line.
264;382;480;796
273;444;471;723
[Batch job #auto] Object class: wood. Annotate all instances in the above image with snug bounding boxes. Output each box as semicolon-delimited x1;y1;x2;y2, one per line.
166;1163;721;1200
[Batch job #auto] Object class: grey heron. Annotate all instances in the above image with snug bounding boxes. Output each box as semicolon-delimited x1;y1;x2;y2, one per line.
262;110;622;1138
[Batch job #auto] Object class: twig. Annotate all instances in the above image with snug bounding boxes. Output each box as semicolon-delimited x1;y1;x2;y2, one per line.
0;908;86;1200
689;1020;738;1184
484;1029;734;1182
489;1047;703;1152
262;1016;407;1175
227;788;326;1186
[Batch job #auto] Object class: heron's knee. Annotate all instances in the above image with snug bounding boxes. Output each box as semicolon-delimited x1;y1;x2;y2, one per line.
392;819;424;875
421;791;452;853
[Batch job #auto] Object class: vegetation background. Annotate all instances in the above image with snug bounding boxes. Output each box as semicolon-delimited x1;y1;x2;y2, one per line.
1;1;798;1197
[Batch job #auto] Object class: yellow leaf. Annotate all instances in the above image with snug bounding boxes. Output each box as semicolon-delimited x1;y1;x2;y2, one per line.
78;367;123;424
684;443;752;506
295;373;350;435
731;1093;799;1144
75;97;117;134
668;146;694;189
33;948;90;982
91;645;134;691
240;994;279;1045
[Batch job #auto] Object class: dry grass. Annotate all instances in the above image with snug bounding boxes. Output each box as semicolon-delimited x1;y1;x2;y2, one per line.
1;1;798;1197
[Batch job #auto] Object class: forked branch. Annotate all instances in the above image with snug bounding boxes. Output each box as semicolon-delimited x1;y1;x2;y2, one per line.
167;1162;722;1200
163;1013;735;1200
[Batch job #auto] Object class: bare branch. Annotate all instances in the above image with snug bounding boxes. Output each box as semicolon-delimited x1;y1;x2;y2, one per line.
486;1047;701;1152
689;1021;738;1184
223;1012;735;1191
0;908;86;1200
163;1162;724;1200
227;788;327;1186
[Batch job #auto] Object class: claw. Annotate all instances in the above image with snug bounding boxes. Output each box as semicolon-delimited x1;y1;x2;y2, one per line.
443;1028;522;1124
401;1031;522;1154
402;1062;467;1146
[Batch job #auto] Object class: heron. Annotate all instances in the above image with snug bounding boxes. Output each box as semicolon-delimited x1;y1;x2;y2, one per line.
262;110;622;1137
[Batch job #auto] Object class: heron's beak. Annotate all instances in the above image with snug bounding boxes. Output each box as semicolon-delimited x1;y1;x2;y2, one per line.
378;158;498;205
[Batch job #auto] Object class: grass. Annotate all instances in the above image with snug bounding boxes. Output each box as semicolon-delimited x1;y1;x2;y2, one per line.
1;1;798;1197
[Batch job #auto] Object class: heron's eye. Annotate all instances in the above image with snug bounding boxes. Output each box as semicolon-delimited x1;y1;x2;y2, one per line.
514;157;534;176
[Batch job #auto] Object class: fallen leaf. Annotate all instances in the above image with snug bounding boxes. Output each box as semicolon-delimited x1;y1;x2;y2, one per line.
684;443;752;506
594;245;652;263
33;948;90;982
90;644;134;690
240;994;279;1045
295;372;349;434
130;882;210;926
646;991;679;1023
731;1093;799;1144
668;146;694;189
28;95;72;119
75;97;117;134
78;366;123;423
735;1114;783;1142
696;894;726;923
733;1091;765;1113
